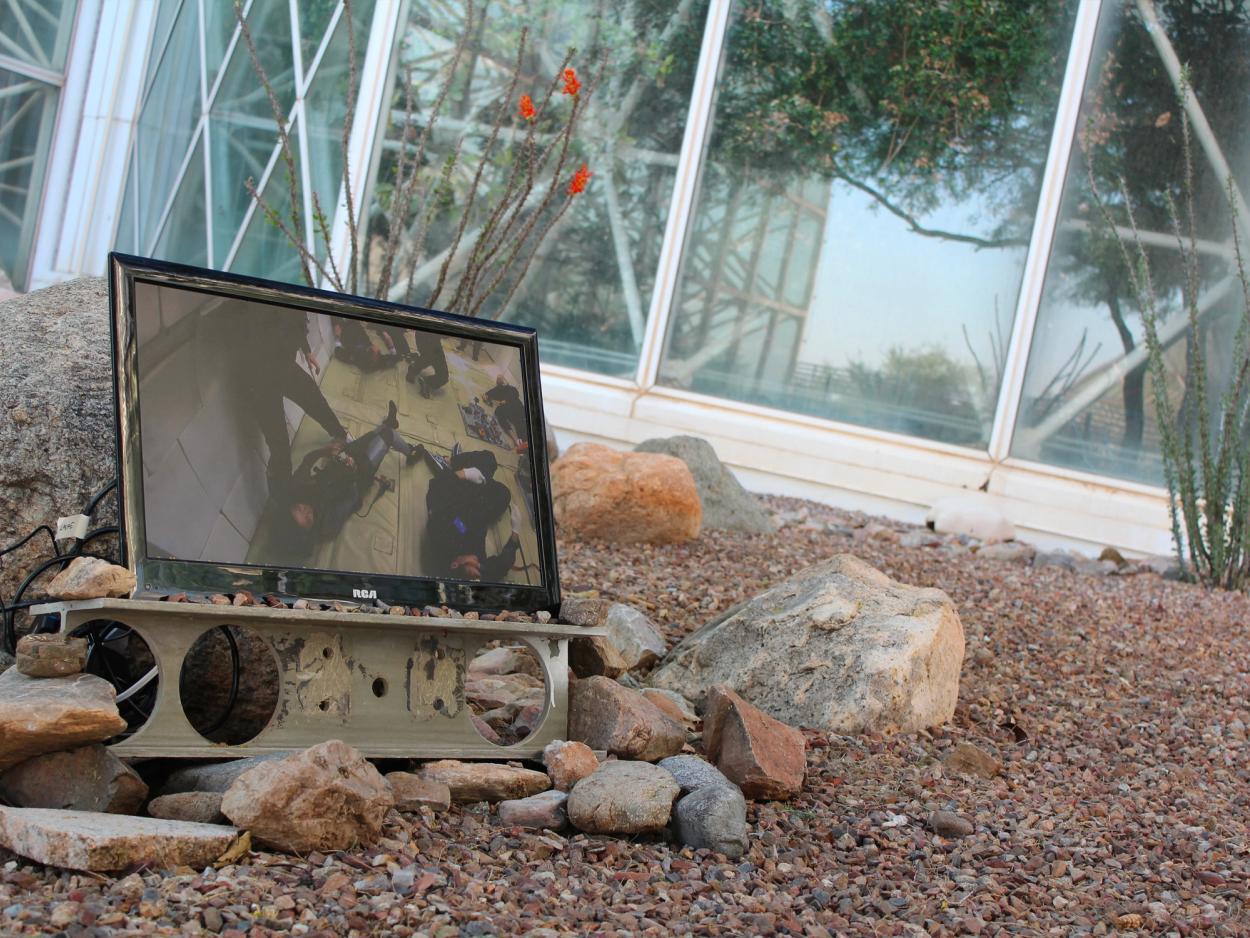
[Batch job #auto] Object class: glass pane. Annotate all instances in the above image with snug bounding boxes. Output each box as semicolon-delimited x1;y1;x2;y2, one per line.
299;0;340;71
144;0;186;98
658;0;1078;447
0;0;78;71
208;0;296;264
113;148;139;255
152;136;208;267
1011;2;1250;485
364;0;707;377
133;0;201;255
304;1;375;260
0;69;58;290
203;0;236;90
229;134;305;284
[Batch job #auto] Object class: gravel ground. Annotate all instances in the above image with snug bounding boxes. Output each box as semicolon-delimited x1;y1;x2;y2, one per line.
3;495;1249;936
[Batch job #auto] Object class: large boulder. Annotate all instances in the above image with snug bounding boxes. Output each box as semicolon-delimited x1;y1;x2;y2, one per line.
568;676;685;762
649;554;965;734
550;443;701;544
634;436;775;534
0;279;114;610
219;741;393;853
0;745;146;814
0;670;128;771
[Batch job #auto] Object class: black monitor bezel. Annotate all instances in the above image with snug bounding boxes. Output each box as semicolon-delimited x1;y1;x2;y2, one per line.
108;252;561;614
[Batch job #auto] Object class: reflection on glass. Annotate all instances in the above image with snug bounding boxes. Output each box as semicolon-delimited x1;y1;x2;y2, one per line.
0;69;58;288
152;137;208;267
133;0;201;255
0;0;77;71
133;280;542;586
1012;1;1250;485
208;0;295;264
364;1;707;377
230;134;304;283
659;0;1077;446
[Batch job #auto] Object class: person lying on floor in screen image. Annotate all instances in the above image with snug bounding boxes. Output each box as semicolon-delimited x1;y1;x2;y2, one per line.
272;400;422;561
235;311;348;496
417;444;521;582
406;331;449;398
484;376;529;454
333;319;401;372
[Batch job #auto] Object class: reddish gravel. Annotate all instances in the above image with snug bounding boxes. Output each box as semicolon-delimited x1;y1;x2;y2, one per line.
3;494;1249;936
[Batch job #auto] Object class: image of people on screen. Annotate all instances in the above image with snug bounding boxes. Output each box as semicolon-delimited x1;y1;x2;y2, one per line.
133;280;542;587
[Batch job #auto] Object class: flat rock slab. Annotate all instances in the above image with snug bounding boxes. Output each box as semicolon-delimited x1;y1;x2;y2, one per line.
415;760;550;803
0;807;237;871
0;670;127;772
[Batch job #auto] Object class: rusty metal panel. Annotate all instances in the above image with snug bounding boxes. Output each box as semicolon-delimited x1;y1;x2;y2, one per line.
31;599;602;761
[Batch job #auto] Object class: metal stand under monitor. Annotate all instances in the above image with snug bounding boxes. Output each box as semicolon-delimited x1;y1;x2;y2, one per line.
32;599;602;760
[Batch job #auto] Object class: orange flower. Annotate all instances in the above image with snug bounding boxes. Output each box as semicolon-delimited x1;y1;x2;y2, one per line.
568;163;591;195
518;94;536;120
562;67;581;96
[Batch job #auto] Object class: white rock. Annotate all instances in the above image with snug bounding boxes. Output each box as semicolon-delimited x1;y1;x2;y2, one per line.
925;493;1014;542
650;554;965;734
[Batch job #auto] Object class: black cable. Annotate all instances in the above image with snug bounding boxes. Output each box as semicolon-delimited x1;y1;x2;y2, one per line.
0;525;58;560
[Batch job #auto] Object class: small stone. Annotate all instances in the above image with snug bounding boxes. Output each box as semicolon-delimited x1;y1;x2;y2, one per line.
0;670;127;772
925;493;1014;541
557;596;614;627
542;740;599;791
415;760;550;803
703;685;806;800
602;604;667;670
975;541;1035;564
1099;546;1127;566
147;792;226;825
385;772;452;812
566;761;679;834
497;790;569;830
44;556;134;600
220;741;393;853
468;646;542;679
568;676;685;761
0;807;237;871
673;784;748;859
928;810;974;838
943;741;1002;779
0;745;147;814
202;907;225;932
14;633;88;678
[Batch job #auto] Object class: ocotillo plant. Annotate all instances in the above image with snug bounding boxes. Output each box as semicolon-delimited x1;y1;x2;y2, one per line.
1091;99;1250;589
234;0;601;315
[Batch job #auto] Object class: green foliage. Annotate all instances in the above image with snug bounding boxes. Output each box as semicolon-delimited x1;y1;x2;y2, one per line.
845;346;982;442
1101;109;1250;589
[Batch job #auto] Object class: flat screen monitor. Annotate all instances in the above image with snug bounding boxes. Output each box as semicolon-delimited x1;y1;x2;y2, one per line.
108;253;560;613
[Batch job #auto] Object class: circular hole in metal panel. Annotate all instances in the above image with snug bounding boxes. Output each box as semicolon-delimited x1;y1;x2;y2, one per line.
466;640;548;747
179;625;279;745
371;677;388;698
73;618;159;742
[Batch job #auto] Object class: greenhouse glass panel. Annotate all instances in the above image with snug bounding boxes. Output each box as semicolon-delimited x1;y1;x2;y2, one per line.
0;0;77;71
363;0;707;377
1012;1;1250;486
658;0;1078;448
0;69;58;289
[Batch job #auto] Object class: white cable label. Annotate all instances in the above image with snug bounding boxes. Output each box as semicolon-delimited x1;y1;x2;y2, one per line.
55;514;90;541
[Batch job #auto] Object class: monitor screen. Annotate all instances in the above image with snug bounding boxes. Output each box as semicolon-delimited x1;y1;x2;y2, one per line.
109;254;559;611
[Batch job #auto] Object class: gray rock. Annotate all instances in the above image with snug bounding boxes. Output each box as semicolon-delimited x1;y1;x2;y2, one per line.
603;604;667;670
0;745;147;814
566;761;679;834
673;784;748;858
0;279;114;611
1033;550;1078;571
160;752;294;795
975;541;1036;564
928;810;974;838
147;792;227;825
657;755;735;794
634;436;775;534
650;554;965;734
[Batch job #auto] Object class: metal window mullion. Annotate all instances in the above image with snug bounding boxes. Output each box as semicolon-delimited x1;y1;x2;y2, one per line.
294;102;316;258
196;0;214;266
327;0;407;291
986;0;1105;463
302;1;346;93
0;51;62;86
222;133;286;268
633;0;734;392
204;0;253;108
